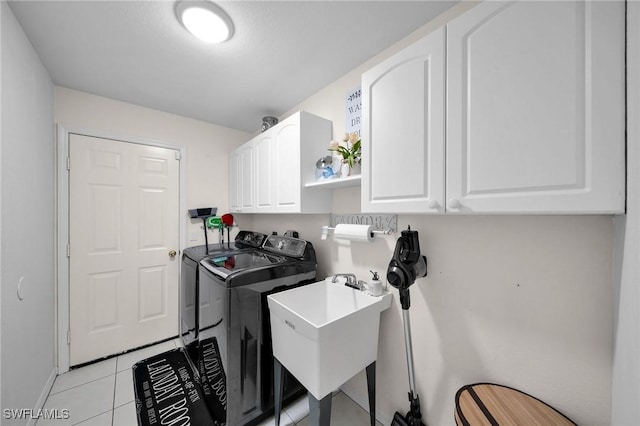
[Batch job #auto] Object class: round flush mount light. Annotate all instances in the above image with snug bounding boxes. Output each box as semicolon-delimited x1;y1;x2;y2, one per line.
176;0;234;43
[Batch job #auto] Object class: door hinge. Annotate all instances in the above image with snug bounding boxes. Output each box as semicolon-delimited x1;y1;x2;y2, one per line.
175;151;182;160
66;331;71;345
66;156;70;170
66;244;70;258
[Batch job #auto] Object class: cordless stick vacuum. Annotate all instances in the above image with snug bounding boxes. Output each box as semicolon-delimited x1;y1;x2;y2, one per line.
387;226;428;426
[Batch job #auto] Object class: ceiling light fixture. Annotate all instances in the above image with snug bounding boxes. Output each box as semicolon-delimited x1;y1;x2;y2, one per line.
176;0;234;43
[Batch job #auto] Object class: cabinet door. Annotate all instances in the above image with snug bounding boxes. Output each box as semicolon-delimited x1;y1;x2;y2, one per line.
361;27;445;213
254;131;274;212
446;0;625;213
228;148;241;212
273;115;302;212
239;141;255;212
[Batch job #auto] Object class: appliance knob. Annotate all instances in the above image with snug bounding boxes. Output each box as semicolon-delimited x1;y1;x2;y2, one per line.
448;198;462;209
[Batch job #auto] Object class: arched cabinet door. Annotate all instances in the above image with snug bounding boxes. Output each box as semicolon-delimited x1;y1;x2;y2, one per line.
361;27;445;214
446;0;625;214
228;140;255;213
254;130;275;212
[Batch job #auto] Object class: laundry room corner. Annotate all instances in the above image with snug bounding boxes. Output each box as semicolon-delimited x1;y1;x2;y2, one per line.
1;1;56;422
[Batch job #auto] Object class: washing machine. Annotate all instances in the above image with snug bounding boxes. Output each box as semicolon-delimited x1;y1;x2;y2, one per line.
197;232;317;425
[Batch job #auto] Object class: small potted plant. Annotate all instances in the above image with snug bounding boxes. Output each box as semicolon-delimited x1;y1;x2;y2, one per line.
328;132;361;177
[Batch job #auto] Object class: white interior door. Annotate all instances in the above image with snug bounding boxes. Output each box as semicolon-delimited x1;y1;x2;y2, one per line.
69;134;180;366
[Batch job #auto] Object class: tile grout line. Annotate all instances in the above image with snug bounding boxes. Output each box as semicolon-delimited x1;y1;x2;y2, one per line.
42;342;173;426
70;408;112;426
48;372;115;397
111;373;117;426
49;357;118;396
112;356;121;426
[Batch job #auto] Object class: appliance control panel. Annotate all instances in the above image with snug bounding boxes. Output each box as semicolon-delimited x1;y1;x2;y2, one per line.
235;230;267;248
262;235;307;258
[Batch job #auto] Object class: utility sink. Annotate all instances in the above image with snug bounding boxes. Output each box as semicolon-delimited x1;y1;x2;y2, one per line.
268;278;392;399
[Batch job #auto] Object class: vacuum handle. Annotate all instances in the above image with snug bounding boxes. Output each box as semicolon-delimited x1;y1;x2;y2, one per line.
402;309;417;395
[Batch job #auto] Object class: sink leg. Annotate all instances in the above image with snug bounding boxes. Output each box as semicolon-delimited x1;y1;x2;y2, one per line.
366;362;376;426
274;358;285;426
309;392;332;426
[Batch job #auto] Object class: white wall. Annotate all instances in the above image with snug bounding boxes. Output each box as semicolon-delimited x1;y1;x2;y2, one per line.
250;215;615;426
54;87;250;247
611;2;640;424
1;0;4;412
1;2;56;422
247;3;617;425
5;1;624;424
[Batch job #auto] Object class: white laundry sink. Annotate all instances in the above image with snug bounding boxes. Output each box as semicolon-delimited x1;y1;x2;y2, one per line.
267;278;392;399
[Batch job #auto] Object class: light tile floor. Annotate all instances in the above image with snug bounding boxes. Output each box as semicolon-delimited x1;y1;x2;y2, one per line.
37;339;379;426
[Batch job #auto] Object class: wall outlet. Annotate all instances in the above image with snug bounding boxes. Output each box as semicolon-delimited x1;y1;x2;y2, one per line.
190;230;198;241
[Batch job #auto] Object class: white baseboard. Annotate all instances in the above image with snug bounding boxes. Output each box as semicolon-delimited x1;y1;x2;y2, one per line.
26;367;57;426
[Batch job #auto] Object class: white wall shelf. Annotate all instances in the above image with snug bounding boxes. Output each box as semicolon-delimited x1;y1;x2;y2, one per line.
305;175;361;189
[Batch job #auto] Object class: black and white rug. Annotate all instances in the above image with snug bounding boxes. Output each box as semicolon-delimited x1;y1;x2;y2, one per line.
132;348;215;426
196;337;227;423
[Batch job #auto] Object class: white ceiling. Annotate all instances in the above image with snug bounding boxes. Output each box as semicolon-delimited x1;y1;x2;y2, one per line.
8;0;457;133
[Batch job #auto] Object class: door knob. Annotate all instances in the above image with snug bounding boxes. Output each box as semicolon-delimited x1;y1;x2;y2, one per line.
168;249;177;258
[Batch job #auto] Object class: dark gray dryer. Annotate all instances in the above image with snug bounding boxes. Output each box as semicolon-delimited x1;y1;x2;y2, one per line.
197;231;317;425
181;244;228;368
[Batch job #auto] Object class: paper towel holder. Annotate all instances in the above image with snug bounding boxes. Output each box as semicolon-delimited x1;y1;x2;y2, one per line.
321;214;397;240
321;225;392;240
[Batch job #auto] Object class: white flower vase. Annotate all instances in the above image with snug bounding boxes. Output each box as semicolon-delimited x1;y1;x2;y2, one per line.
340;162;351;178
351;161;361;176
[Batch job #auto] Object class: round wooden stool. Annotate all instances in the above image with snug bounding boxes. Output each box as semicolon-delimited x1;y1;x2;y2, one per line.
455;383;577;426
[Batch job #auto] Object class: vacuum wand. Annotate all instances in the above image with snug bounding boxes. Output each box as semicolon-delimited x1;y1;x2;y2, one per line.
387;226;428;426
403;309;417;396
401;307;423;426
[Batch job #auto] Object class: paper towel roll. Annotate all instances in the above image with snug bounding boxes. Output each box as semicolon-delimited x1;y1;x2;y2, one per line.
334;224;375;242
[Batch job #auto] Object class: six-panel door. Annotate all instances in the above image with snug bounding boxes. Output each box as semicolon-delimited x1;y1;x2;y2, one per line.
69;134;179;365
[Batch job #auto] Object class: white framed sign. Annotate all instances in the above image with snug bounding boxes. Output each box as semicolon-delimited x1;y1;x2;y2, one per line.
345;86;361;137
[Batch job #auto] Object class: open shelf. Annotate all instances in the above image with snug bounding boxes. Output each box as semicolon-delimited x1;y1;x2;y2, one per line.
304;175;361;189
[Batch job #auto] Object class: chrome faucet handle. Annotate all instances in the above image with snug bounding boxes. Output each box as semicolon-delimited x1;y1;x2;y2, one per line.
331;273;357;286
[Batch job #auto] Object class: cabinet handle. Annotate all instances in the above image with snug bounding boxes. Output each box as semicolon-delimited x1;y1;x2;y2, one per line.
428;200;440;210
448;198;462;209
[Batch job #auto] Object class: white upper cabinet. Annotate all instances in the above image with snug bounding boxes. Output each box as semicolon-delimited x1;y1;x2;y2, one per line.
254;130;274;212
446;0;624;213
361;27;445;213
361;0;625;214
229;111;333;214
229;140;256;213
272;115;303;212
239;141;255;212
229;148;241;212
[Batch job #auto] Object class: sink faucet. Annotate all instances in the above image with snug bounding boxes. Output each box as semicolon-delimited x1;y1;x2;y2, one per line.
331;273;362;290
